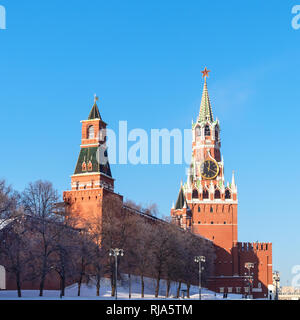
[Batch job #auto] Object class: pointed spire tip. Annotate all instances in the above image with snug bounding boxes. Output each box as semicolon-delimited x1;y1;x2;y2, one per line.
88;95;102;120
198;67;214;123
94;93;99;105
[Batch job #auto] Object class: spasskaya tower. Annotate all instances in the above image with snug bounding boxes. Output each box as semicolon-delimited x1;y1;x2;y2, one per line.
171;68;272;298
171;68;238;254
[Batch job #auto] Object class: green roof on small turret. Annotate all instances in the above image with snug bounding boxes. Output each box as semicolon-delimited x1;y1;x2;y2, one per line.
74;147;112;177
174;186;190;210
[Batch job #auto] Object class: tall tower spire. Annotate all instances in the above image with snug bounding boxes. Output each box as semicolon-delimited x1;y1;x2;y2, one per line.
198;67;213;123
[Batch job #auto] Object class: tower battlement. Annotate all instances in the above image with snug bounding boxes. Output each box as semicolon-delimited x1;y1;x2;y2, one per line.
238;242;272;252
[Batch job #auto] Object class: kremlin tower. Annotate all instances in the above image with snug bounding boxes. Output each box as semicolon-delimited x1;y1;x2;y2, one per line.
171;68;273;298
63;96;123;222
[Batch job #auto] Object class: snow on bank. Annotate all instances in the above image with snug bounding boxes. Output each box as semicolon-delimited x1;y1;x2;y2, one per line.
0;275;243;300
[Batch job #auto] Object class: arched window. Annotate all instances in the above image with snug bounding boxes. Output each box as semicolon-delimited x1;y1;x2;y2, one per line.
203;190;209;199
198;206;201;212
225;189;231;199
215;190;221;199
195;127;201;137
205;125;210;136
192;189;198;199
210;206;213;213
88;125;95;139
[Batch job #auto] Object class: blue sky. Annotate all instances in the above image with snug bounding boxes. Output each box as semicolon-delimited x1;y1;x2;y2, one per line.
0;0;300;286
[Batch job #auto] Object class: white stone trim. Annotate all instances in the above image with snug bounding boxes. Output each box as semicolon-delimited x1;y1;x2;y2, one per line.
80;144;101;147
80;119;102;123
188;199;238;205
71;172;114;180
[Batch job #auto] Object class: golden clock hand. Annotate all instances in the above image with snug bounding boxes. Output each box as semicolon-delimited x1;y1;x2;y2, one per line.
208;168;217;175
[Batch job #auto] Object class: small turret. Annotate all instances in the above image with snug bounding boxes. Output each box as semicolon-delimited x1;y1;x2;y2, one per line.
209;181;214;194
231;170;237;193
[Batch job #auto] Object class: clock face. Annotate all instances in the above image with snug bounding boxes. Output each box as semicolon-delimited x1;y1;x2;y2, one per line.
200;160;219;179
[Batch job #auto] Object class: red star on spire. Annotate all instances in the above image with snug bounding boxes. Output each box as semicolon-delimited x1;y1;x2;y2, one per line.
201;67;210;79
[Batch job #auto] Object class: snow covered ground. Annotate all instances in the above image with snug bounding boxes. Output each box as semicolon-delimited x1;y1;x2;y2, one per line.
0;275;245;300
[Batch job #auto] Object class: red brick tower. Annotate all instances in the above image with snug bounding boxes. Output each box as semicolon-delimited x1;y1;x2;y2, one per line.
63;96;122;222
171;68;238;276
171;69;273;298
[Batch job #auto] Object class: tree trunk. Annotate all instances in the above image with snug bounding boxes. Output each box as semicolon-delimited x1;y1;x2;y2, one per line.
187;283;190;298
166;279;171;298
155;277;160;298
77;280;82;297
61;275;65;297
39;276;45;297
141;275;145;298
78;262;84;296
16;272;22;298
128;273;131;299
39;256;47;296
96;275;101;297
176;281;182;298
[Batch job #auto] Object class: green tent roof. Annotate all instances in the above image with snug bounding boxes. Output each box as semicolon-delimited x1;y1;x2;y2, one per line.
74;146;112;177
88;102;102;120
175;187;189;210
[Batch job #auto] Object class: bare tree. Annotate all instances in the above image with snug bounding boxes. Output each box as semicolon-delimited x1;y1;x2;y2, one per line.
180;234;199;298
0;215;33;297
52;223;78;297
150;223;174;298
143;203;159;217
82;212;107;297
0;180;19;223
178;232;215;297
115;212;149;298
163;227;184;298
22;180;59;219
123;199;143;212
124;199;159;217
101;195;126;297
22;180;60;296
132;219;155;298
73;229;94;296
